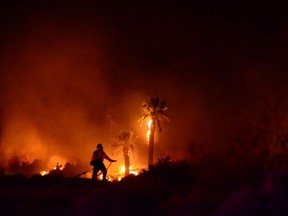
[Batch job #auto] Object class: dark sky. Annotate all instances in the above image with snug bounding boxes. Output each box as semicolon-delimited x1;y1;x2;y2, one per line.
1;1;288;168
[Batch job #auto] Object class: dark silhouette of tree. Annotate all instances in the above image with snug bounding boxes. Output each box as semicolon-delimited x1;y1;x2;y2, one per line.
139;97;169;168
112;130;138;176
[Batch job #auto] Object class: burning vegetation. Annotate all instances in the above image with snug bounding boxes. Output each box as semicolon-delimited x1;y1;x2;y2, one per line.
0;96;170;183
139;97;169;168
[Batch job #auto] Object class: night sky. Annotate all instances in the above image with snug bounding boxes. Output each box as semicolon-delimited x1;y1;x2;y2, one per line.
1;1;288;169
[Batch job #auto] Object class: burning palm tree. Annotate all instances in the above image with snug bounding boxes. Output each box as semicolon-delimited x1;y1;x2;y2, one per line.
112;130;138;176
139;97;169;169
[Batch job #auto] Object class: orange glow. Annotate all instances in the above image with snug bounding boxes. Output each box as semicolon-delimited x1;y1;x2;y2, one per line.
39;163;64;176
117;165;139;181
48;156;66;169
53;163;64;170
39;156;66;176
40;171;47;176
120;165;126;173
146;119;152;141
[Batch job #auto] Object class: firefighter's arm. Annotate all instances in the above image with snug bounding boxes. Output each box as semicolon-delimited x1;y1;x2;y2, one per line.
102;152;117;162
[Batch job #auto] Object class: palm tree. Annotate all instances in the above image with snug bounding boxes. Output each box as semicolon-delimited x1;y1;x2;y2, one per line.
139;97;169;168
111;130;138;176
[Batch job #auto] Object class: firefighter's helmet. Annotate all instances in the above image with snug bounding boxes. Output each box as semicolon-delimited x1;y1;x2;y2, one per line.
97;143;103;149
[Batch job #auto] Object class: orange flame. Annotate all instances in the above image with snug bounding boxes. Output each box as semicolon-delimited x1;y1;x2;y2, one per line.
39;163;64;176
146;119;152;141
39;156;66;176
119;165;138;175
40;171;48;176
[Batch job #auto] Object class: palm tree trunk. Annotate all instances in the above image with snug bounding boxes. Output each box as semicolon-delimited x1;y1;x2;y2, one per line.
148;120;155;169
124;154;130;176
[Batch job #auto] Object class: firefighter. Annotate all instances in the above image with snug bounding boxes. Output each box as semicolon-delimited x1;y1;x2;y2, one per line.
90;143;117;184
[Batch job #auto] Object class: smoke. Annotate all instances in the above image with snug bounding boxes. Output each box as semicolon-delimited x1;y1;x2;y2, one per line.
1;2;288;172
0;8;112;166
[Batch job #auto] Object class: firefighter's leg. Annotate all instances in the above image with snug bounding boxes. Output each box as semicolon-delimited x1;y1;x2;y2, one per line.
92;167;99;185
100;163;107;181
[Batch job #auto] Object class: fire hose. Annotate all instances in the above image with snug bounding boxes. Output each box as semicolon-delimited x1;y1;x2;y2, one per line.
74;162;113;178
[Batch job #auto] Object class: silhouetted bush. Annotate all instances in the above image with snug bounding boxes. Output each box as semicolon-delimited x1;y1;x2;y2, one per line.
145;156;195;184
7;156;44;176
61;162;90;178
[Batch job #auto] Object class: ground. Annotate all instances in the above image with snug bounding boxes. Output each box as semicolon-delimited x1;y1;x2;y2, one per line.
0;160;288;216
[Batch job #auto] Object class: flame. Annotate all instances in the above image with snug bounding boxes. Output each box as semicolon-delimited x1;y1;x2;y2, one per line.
38;155;67;176
53;163;64;170
117;165;139;181
119;165;139;175
146;119;152;141
39;162;65;176
120;165;126;173
40;171;47;176
130;170;139;176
